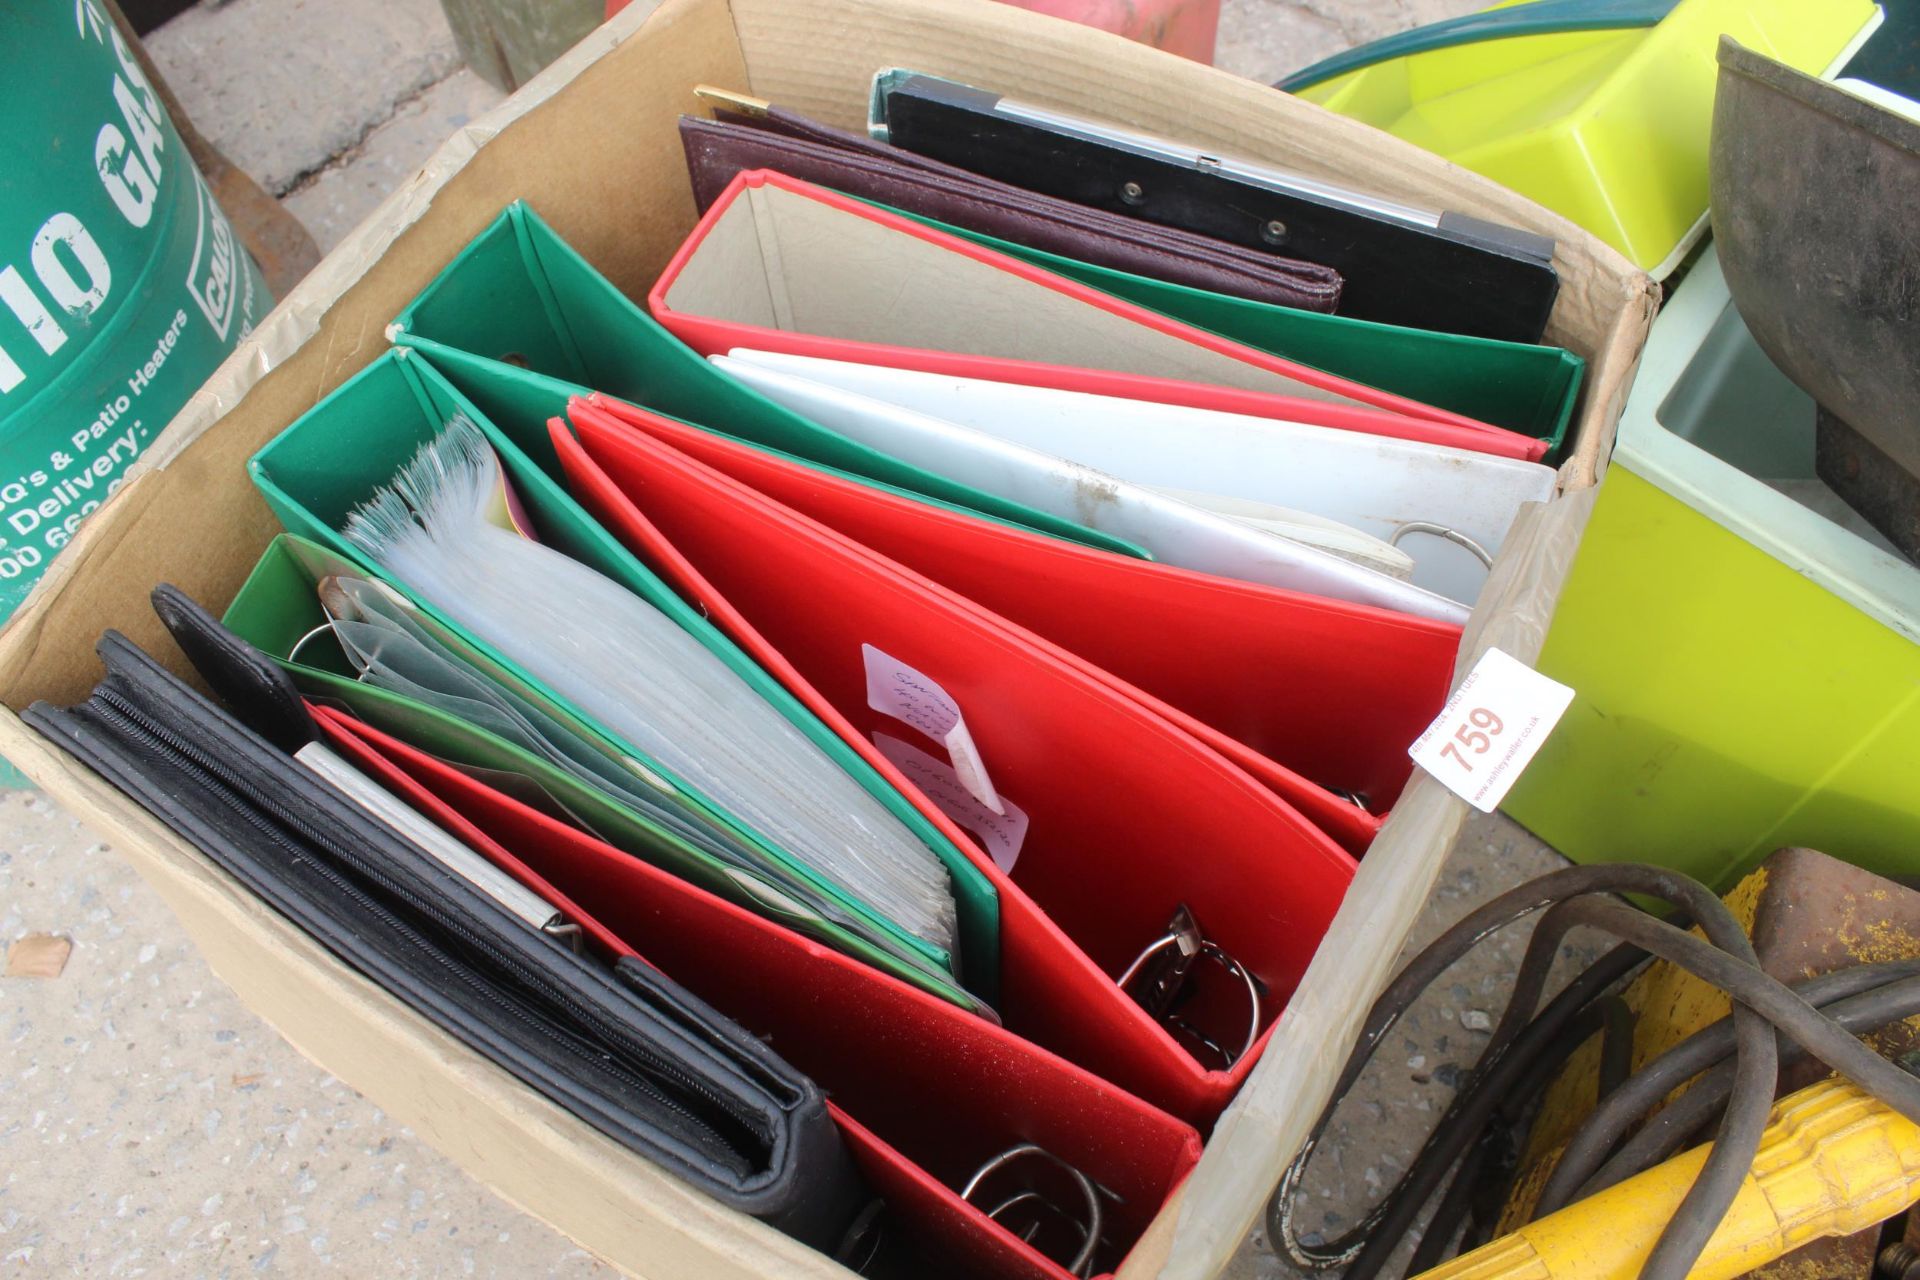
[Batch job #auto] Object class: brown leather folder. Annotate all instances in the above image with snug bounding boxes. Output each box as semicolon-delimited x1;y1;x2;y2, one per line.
678;105;1344;313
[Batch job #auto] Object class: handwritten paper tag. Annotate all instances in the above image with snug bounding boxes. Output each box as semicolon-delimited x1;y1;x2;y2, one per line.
874;733;1029;872
1409;647;1575;813
863;643;1003;813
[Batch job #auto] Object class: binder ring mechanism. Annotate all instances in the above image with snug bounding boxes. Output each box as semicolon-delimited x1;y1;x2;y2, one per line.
287;621;342;669
839;1144;1122;1277
962;1143;1121;1277
1120;905;1263;1069
288;609;379;684
1389;521;1494;569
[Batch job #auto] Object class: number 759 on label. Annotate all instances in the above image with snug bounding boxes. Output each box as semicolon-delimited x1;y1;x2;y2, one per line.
1437;707;1503;771
1409;648;1574;812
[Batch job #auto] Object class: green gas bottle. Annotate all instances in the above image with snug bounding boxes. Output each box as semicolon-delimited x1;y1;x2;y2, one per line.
1;0;272;781
1;1;271;614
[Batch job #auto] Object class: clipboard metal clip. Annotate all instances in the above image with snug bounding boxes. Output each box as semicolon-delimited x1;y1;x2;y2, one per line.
1120;904;1263;1069
961;1143;1118;1277
693;84;772;118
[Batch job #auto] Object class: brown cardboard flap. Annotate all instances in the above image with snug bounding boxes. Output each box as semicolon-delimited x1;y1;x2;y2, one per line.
723;0;1658;486
1142;488;1602;1280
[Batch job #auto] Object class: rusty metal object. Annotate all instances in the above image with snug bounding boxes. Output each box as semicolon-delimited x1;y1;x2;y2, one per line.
106;0;320;299
1716;849;1920;1280
1741;850;1920;1280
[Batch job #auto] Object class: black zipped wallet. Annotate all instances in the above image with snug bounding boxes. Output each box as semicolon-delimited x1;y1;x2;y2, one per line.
25;590;868;1251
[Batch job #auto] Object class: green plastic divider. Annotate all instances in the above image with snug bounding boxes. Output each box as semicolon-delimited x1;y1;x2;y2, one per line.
226;535;986;1013
246;350;1000;1006
387;201;1146;558
887;207;1586;460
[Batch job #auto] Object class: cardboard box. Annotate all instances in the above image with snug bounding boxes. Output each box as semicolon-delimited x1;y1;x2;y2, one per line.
0;0;1657;1274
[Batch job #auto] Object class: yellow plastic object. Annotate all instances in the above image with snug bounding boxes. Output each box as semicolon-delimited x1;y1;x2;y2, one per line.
1502;245;1920;891
1296;0;1877;274
1413;1079;1920;1280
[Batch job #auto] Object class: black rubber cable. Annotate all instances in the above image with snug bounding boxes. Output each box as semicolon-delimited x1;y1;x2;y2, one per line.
1271;938;1646;1269
1553;899;1920;1122
1267;863;1920;1280
1526;898;1920;1280
1408;973;1920;1276
1402;998;1614;1274
1501;896;1777;1280
1402;1129;1491;1277
1269;865;1749;1274
1270;895;1652;1267
1578;981;1920;1205
1333;947;1674;1280
1569;973;1920;1205
1597;995;1636;1101
1334;880;1770;1280
1535;960;1920;1216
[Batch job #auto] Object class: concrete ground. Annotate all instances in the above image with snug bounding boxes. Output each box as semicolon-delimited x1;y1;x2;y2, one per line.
1;1;1586;1276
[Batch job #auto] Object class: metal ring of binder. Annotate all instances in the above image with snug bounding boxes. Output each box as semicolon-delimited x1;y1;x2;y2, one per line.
1165;1015;1236;1067
1389;520;1494;568
1118;930;1264;1067
961;1143;1105;1277
285;621;337;667
288;615;378;685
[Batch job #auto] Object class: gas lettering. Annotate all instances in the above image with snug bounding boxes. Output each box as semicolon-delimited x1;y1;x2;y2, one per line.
1;20;166;397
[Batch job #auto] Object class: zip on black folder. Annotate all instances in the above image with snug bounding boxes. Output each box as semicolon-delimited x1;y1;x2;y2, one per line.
25;592;869;1251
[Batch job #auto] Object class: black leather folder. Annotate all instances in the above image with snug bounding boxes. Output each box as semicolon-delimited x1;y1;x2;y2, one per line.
871;71;1562;343
25;588;868;1251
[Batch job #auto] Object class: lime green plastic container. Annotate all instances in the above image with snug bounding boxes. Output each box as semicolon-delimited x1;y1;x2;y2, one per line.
1503;244;1920;887
1293;0;1879;275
